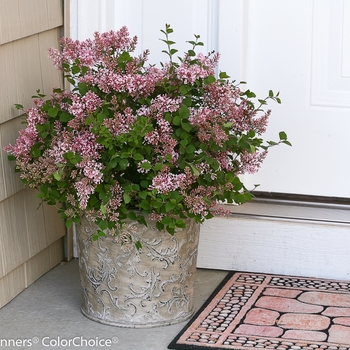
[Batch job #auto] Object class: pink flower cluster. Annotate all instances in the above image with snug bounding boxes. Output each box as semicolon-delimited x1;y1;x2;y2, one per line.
150;171;186;194
176;52;219;83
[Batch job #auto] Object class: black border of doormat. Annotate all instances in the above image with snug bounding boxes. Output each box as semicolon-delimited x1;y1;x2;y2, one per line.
168;270;234;350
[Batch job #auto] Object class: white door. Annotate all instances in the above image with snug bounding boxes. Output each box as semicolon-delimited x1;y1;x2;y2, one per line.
240;0;350;199
68;0;350;199
68;0;350;279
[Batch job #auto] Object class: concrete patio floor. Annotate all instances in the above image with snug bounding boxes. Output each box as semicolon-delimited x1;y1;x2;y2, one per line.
0;259;228;350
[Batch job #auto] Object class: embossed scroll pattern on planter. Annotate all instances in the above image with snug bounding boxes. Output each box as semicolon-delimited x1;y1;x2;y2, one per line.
77;215;200;328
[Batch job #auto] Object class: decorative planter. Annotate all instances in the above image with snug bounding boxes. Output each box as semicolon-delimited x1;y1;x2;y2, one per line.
77;215;200;328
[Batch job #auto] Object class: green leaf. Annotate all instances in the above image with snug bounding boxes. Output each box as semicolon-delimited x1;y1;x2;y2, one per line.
182;97;192;107
71;66;80;75
154;163;163;171
119;159;129;169
31;147;42;158
166;225;175;235
48;108;58;117
156;222;164;231
136;215;147;227
165;25;173;34
123;192;131;204
41;131;49;139
140;199;150;211
279;131;287;140
107;157;119;169
128;211;137;220
78;82;88;95
65;219;73;229
98;220;108;230
98;231;106;237
67;77;76;85
173;115;181;125
161;216;172;225
180;139;188;147
175;219;186;228
133;153;143;161
188;163;200;176
97;113;106;122
186;144;196;154
179;105;190;119
140;162;151;170
247;130;256;138
181;121;192;132
100;204;107;214
165;201;176;212
204;75;216;85
53;172;61;181
140;180;149;188
14;104;24;110
244;90;256;98
179;85;189;95
59;113;71;122
219;71;230;79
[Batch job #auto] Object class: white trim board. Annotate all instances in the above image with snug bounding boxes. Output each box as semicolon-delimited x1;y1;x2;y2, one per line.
227;198;350;225
197;200;350;280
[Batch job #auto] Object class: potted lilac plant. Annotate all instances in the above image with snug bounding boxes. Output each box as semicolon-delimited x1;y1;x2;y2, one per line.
4;25;290;327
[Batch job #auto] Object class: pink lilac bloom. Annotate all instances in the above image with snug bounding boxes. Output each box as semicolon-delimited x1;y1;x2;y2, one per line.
48;131;73;164
209;204;233;217
104;183;123;222
72;131;102;159
93;28;138;66
74;178;95;210
189;107;229;147
47;37;95;70
80;159;103;184
3;128;38;163
149;95;182;115
201;82;265;134
148;211;164;222
175;52;219;83
142;96;185;163
25;107;47;133
149;171;186;194
182;186;217;217
123;69;161;99
103;107;136;136
239;150;268;174
214;151;234;171
82;91;102;114
68;91;102;129
16;154;57;186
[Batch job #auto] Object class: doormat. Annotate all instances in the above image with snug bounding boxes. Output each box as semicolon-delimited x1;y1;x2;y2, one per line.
168;271;350;350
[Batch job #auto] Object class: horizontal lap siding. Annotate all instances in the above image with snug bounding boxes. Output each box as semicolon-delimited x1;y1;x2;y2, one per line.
0;0;66;307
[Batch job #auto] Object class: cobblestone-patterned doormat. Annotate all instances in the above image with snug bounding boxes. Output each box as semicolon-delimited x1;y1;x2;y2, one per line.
168;271;350;350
